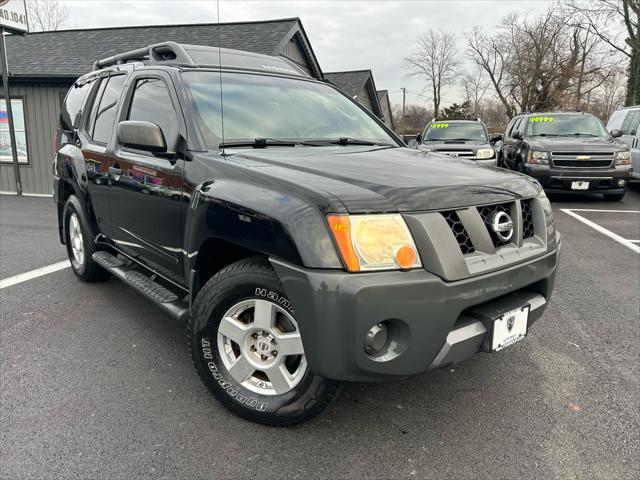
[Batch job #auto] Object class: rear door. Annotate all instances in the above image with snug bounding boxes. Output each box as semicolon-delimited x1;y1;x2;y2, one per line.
107;71;186;281
619;108;640;151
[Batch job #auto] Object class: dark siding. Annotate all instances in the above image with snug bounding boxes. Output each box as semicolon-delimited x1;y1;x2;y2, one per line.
280;35;311;74
0;83;71;195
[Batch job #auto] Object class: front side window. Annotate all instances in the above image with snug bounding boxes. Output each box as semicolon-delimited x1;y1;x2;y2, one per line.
422;122;487;142
182;71;395;148
127;78;179;149
526;115;609;138
0;99;28;164
620;109;640;136
90;74;127;144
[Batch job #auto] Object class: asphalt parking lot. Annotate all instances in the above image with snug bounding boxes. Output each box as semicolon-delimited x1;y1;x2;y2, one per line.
1;186;639;479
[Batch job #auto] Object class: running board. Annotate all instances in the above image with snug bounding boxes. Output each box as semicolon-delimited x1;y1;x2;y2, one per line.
92;251;189;321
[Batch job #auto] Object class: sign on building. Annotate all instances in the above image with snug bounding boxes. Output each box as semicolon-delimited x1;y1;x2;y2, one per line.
0;0;28;34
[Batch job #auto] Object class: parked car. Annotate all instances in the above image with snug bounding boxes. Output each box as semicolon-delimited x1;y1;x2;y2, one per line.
414;118;501;166
53;42;560;426
606;105;639;180
501;111;632;200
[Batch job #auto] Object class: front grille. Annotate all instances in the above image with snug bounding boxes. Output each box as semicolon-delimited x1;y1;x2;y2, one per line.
436;149;475;158
521;199;534;239
441;211;475;254
478;202;512;247
551;151;614;169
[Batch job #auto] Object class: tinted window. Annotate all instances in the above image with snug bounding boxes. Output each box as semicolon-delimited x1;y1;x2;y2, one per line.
423;122;487;142
61;79;95;132
127;78;178;149
620;109;640;135
91;74;126;144
508;117;523;137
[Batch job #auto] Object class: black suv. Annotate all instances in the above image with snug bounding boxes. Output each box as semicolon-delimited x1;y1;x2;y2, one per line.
415;118;500;166
54;42;560;425
501;111;632;200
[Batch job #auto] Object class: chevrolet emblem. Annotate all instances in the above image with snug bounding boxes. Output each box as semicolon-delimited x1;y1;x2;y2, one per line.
576;155;591;160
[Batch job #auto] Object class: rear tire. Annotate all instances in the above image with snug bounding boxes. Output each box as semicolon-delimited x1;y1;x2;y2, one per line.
603;192;625;201
189;256;342;426
63;195;110;282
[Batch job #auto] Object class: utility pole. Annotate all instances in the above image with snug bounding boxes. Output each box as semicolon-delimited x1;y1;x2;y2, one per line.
0;28;22;195
401;87;406;139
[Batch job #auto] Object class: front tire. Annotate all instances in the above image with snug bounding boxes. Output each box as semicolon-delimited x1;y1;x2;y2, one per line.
63;195;110;282
189;257;342;426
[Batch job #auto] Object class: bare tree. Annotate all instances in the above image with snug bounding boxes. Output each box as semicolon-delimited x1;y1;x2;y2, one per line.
405;29;461;115
26;0;68;32
566;0;639;105
461;69;490;114
391;103;433;134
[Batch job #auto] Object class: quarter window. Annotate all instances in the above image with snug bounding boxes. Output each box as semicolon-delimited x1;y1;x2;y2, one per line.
0;99;28;164
90;74;126;144
127;78;178;149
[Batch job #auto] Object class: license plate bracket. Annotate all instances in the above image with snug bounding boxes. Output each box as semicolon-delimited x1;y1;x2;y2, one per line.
491;305;530;352
571;180;589;190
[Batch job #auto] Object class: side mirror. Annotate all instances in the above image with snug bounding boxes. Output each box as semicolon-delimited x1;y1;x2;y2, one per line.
117;120;167;153
513;131;523;141
610;129;623;138
415;133;422;144
490;133;503;143
407;139;418;148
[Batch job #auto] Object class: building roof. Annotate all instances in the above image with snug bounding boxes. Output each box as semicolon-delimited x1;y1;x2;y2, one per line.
324;69;383;118
4;17;323;80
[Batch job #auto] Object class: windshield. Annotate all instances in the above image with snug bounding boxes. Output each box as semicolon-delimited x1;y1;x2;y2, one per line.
423;122;487;142
182;71;396;147
526;115;609;137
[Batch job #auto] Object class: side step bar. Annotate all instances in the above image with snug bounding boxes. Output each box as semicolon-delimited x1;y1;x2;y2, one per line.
92;251;189;321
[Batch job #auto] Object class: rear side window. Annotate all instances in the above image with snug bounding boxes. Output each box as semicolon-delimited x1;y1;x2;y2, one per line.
89;74;127;144
606;109;627;130
126;78;179;149
620;109;640;136
60;79;95;132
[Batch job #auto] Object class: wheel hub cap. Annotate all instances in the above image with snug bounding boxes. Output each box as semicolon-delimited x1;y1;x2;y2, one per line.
69;213;84;267
216;299;306;396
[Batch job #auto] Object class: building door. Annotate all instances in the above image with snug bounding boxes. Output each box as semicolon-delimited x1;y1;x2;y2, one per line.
108;72;186;281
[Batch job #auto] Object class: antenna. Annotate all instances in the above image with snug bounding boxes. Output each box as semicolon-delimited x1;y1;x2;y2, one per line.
217;0;226;156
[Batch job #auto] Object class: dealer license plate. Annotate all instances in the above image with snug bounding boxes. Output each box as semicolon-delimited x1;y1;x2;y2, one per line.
492;306;529;352
571;181;589;190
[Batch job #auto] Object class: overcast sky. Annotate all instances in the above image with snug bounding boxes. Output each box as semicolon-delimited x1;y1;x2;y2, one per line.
60;0;553;108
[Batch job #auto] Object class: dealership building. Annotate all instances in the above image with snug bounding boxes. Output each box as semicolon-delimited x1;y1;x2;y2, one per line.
0;17;348;195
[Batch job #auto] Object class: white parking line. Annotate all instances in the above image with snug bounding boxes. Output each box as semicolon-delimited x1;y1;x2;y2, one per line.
560;209;640;254
0;260;71;290
562;209;640;214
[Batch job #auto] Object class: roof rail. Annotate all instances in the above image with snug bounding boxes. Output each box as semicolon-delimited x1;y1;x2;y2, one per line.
431;116;482;122
93;41;196;71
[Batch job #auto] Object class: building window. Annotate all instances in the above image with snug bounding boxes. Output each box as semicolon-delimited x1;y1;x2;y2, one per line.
0;99;28;164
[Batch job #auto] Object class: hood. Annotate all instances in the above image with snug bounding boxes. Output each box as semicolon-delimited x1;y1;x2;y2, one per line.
224;146;540;213
527;136;625;152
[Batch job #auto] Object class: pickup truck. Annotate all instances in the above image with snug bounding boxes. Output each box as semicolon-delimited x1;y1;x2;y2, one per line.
54;42;560;426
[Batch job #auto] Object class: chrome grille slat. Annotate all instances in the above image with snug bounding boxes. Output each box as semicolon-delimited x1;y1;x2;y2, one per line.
551;151;614;168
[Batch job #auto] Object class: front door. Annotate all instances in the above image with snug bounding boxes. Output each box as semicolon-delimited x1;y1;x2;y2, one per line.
108;72;186;282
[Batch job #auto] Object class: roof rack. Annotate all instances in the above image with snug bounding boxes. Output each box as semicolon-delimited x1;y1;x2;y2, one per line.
93;41;196;70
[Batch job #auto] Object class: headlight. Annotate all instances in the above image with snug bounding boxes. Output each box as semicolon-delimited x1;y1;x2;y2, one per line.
327;214;421;272
615;150;630;165
527;150;549;164
476;148;494;159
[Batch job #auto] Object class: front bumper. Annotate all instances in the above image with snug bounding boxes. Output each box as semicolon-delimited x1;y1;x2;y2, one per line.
523;163;632;193
271;241;560;382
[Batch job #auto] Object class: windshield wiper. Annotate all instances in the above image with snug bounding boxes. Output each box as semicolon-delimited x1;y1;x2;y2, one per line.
219;138;298;148
301;137;394;147
568;133;599;137
529;133;564;137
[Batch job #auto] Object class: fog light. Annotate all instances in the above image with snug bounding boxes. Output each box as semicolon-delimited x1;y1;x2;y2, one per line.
364;323;388;355
618;179;626;187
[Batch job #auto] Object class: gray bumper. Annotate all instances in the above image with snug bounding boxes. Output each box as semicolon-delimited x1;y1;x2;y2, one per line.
271;242;560;382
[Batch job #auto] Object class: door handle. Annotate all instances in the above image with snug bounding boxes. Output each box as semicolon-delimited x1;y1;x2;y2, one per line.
108;166;123;177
